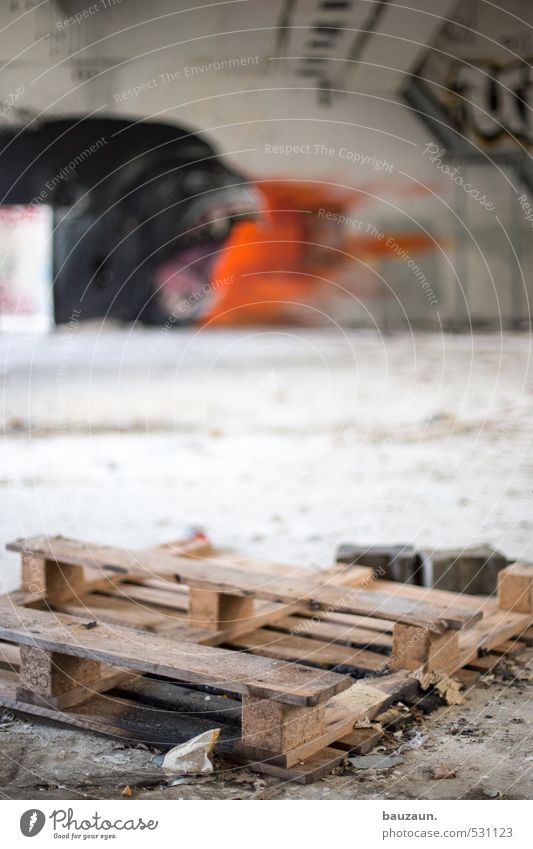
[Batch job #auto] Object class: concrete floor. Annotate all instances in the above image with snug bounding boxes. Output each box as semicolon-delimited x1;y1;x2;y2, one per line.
0;326;532;799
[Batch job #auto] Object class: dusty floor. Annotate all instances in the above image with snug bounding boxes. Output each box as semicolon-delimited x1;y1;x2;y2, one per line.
0;326;532;799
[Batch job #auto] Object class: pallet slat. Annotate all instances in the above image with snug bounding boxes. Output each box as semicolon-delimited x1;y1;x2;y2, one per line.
227;628;388;673
0;606;350;706
8;537;483;632
269;614;393;652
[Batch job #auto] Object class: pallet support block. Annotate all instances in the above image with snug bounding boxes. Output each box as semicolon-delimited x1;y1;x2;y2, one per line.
21;554;48;595
391;623;459;673
498;562;533;613
241;693;325;753
17;644;109;708
188;588;254;630
21;555;87;603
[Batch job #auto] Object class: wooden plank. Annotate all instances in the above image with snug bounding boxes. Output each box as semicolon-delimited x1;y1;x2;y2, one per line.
0;606;350;706
0;641;20;671
269;614;393;652
101;586;374;644
207;555;372;586
189;563;377;644
133;561;371;591
10;537;372;588
231;745;347;785
10;538;379;646
334;726;384;754
35;538;378;645
149;558;483;632
187;562;374;633
0;590;48;609
228;628;387;673
7;537;483;632
103;583;189;612
306;609;394;633
88;585;387;653
58;589;367;656
465;653;502;673
490;640;526;656
6;536;181;580
56;594;192;634
368;578;492;609
457;603;533;668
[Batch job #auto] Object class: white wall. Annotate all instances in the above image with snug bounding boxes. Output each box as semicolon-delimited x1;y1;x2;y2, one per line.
0;0;530;327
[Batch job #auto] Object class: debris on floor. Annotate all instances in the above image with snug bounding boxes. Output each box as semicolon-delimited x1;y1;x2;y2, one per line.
430;763;457;780
348;754;405;770
413;669;464;705
158;729;220;776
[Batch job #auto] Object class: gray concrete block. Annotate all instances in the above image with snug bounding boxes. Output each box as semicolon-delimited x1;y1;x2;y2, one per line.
419;545;509;595
335;543;418;584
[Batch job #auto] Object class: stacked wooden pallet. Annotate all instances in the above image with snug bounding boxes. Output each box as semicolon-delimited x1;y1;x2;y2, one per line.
0;535;531;783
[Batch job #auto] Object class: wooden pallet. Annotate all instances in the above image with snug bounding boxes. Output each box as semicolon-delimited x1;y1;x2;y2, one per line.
0;535;531;783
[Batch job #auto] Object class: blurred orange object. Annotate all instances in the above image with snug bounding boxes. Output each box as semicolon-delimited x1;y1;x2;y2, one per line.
204;179;438;326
